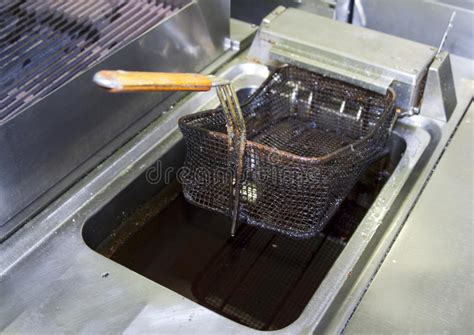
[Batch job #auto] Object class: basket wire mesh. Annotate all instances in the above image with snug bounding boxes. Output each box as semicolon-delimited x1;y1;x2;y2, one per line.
179;65;396;238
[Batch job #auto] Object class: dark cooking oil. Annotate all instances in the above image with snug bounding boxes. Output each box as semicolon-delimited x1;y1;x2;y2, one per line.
97;153;397;331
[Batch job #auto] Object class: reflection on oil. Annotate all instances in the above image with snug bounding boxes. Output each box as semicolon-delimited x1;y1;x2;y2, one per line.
97;151;398;330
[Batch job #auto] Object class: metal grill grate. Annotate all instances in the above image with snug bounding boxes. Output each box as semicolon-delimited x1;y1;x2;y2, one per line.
0;0;188;119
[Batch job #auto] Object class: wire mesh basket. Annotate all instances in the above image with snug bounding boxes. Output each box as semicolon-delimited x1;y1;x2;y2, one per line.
178;65;396;238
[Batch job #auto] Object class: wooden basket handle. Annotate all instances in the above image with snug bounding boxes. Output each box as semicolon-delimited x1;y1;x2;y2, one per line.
93;70;213;92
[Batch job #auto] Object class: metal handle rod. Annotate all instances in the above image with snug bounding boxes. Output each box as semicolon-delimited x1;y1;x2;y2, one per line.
436;11;456;58
216;83;247;237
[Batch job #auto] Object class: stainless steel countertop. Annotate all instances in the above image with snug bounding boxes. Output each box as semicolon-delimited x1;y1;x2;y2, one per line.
345;100;473;333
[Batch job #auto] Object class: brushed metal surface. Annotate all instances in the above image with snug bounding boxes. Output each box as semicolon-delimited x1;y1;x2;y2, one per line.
345;103;473;334
248;8;437;111
349;0;474;59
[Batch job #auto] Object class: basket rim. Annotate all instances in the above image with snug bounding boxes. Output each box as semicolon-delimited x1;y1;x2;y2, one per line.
178;65;397;164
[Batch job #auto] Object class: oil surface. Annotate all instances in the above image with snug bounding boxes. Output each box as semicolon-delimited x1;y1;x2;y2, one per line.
98;154;397;330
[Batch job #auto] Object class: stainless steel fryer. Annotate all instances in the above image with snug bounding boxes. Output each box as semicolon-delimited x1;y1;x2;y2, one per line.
1;4;471;334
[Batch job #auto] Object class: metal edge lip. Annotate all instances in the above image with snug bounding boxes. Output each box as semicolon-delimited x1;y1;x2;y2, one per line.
343;104;473;333
95;68;428;332
0;61;268;270
74;101;430;333
318;84;474;333
282;124;432;334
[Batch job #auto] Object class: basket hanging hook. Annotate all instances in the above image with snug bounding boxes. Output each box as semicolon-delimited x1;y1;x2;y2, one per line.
216;83;247;237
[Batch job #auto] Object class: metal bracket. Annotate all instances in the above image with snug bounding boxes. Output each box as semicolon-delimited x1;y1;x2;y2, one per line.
270;43;392;95
248;7;437;112
419;52;457;122
224;19;259;52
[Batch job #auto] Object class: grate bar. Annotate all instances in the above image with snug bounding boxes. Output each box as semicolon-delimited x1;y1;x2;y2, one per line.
0;2;103;64
11;4;172;109
0;2;109;85
1;2;171;109
0;0;187;119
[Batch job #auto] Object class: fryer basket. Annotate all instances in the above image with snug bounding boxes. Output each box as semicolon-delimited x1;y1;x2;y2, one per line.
178;66;396;238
